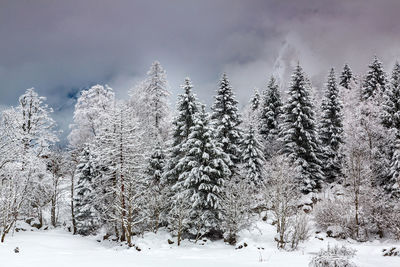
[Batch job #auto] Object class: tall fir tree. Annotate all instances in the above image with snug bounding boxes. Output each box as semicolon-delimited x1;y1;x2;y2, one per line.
389;137;400;198
280;64;323;193
382;62;400;197
319;68;344;183
74;145;100;235
382;62;400;130
339;63;353;89
163;78;200;186
259;76;282;159
211;73;243;173
144;143;167;233
146;144;166;186
173;105;231;238
361;56;387;100
250;88;261;111
240;124;266;186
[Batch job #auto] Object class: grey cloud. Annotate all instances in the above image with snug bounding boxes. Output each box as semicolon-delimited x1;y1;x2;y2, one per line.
1;0;400;143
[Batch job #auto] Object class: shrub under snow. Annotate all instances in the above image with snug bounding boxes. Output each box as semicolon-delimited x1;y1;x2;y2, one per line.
309;244;357;267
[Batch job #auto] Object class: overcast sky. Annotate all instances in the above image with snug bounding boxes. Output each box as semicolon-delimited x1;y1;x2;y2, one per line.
1;0;400;143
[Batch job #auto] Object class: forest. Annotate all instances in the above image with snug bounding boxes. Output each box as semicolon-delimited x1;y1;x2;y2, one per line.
1;58;400;266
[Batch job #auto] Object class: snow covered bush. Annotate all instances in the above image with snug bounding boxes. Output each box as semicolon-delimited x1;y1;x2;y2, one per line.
309;244;357;267
314;198;350;239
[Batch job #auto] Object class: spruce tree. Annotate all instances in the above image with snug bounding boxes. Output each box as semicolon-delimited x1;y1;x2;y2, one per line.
74;145;100;235
211;73;242;172
174;105;231;238
339;63;353;89
146;144;166;186
362;56;387;100
144;144;167;232
163;77;199;186
259;76;282;159
382;62;400;197
280;64;323;193
382;62;400;130
389;137;400;198
319;68;344;183
250;88;261;111
241;125;266;186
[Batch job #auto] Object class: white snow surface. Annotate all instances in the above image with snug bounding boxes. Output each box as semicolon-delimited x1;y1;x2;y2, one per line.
1;221;399;267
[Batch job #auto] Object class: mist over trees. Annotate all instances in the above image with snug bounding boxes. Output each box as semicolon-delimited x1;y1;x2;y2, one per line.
1;58;400;249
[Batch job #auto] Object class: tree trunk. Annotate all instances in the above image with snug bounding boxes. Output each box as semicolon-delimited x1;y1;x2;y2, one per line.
51;198;57;227
71;171;77;234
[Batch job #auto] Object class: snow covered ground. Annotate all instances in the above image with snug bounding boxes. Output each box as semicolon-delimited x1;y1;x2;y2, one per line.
1;221;399;267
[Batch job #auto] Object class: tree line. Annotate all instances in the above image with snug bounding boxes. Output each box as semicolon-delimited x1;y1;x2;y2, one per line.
1;58;400;247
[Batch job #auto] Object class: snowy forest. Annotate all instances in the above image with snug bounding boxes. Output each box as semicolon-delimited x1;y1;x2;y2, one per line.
1;57;400;266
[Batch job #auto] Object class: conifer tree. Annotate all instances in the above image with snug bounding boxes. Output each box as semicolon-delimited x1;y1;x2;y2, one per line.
382;62;400;197
144;144;167;233
362;56;387;100
389;137;400;198
74;145;100;235
240;124;266;186
259;76;282;159
146;144;166;186
174;105;231;239
339;63;353;89
319;68;344;183
250;88;261;111
382;62;400;130
280;64;323;193
163;78;200;186
211;73;242;171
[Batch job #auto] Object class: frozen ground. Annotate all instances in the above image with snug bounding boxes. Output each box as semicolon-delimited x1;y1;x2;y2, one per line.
0;221;399;267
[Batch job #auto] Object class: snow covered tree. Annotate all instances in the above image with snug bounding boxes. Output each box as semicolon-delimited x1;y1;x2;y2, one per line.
250;88;261;111
382;62;400;130
163;77;200;186
95;103;147;245
68;84;115;149
68;84;115;234
17;88;58;156
259;76;282;159
339;64;353;89
129;61;171;142
14;88;58;227
264;156;309;250
168;193;191;246
240;124;266;186
173;105;231;240
361;56;387;100
220;174;254;245
381;62;400;197
143;144;167;233
0;109;28;242
388;137;400;198
74;145;100;236
319;68;344;183
211;73;242;173
47;148;68;227
241;88;261;131
145;61;170;132
280;64;323;193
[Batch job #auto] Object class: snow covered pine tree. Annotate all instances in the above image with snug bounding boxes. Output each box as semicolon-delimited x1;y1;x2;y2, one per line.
319;68;344;183
280;64;323;194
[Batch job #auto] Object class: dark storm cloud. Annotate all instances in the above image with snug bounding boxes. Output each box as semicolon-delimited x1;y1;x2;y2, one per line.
1;0;400;142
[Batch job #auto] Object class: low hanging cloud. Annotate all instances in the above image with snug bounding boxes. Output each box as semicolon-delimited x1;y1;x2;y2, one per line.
1;0;400;143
